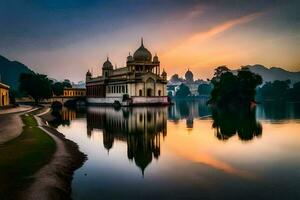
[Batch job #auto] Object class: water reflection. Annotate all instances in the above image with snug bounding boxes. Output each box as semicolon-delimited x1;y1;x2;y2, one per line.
50;107;84;127
86;107;167;174
168;99;211;128
212;106;262;141
53;102;300;200
257;102;300;121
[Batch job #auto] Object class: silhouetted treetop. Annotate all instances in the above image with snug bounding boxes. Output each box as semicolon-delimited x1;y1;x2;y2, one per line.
208;67;262;107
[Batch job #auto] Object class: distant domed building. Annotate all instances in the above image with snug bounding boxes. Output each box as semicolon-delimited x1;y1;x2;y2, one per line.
185;69;194;83
86;39;168;106
167;69;208;97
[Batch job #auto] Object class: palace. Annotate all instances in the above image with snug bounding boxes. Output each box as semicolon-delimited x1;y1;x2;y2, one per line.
86;39;168;106
0;81;9;107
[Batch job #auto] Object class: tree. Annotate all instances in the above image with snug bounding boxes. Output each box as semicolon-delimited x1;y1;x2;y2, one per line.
51;79;72;96
288;81;300;101
256;80;290;101
237;68;262;102
62;79;72;88
170;74;180;82
208;67;262;107
176;84;191;97
197;83;212;96
19;73;52;104
51;82;64;96
213;65;229;78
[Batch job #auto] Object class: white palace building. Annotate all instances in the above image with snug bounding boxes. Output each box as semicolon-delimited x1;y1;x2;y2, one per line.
86;39;168;106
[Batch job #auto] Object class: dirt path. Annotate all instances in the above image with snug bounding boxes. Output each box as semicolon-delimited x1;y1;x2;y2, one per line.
23;111;86;200
0;106;36;144
0;105;33;115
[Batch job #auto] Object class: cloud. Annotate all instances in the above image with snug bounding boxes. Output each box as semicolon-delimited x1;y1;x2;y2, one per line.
189;12;263;43
164;12;263;57
160;11;264;78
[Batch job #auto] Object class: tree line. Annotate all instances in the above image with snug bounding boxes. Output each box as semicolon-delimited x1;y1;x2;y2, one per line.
16;72;72;104
171;66;300;103
256;80;300;102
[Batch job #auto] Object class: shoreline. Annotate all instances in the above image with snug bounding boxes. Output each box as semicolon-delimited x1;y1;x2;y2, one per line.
23;107;86;200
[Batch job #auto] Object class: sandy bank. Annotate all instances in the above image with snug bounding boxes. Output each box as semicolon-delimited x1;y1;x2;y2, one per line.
23;109;86;200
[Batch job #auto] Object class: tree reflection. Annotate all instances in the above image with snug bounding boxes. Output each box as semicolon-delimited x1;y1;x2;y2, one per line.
212;106;262;141
168;100;211;128
49;106;84;128
86;107;167;175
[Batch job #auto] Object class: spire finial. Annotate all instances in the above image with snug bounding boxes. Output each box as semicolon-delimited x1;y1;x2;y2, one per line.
141;37;144;46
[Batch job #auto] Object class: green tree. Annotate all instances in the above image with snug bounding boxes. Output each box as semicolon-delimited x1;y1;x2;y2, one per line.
197;83;212;96
213;65;229;78
208;67;262;107
288;81;300;101
51;80;72;96
176;84;191;97
19;73;52;104
257;80;290;101
62;79;72;88
51;82;64;96
237;68;262;102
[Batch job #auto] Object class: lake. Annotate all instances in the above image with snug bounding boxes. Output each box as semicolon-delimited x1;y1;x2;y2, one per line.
54;101;300;200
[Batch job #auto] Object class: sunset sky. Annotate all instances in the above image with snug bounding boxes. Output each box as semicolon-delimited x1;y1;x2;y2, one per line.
1;0;299;82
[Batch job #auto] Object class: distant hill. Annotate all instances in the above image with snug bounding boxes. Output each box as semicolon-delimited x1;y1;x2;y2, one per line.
0;55;33;90
234;64;300;84
72;81;86;88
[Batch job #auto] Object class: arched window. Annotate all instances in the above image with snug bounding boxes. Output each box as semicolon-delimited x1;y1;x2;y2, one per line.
158;90;161;96
139;89;142;96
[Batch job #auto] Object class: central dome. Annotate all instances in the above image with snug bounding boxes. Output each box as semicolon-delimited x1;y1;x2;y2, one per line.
185;69;194;82
102;57;113;69
133;39;152;62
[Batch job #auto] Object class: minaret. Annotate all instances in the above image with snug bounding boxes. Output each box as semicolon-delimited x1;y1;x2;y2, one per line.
161;69;167;80
86;70;92;82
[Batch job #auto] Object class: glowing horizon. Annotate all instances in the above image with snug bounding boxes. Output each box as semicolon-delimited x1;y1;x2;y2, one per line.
0;1;299;82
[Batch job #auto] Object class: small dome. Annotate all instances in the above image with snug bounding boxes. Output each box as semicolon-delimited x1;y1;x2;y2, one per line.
86;70;92;76
102;57;113;69
185;69;194;82
161;69;167;77
133;38;152;62
127;52;134;62
153;54;159;62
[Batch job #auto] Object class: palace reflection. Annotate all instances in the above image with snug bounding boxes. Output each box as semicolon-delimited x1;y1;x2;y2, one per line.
50;107;78;127
168;99;211;128
86;107;167;174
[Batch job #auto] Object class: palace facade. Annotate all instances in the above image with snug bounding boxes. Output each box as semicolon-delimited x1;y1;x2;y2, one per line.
86;39;168;106
0;82;9;107
63;88;86;97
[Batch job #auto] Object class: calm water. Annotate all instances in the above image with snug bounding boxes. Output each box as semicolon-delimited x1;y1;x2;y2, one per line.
54;101;300;200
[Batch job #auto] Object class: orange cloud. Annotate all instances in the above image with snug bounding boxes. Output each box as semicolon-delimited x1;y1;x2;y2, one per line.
188;12;263;44
164;12;263;57
160;12;263;78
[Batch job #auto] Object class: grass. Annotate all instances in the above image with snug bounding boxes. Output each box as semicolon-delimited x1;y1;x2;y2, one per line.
0;114;56;199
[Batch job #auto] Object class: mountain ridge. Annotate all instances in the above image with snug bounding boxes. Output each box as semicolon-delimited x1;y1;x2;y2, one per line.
0;54;33;90
234;64;300;84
